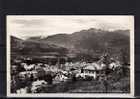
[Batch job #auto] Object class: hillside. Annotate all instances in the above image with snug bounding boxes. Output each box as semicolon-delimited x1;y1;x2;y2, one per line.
11;28;130;62
11;36;24;53
11;36;68;57
32;28;130;57
36;28;130;48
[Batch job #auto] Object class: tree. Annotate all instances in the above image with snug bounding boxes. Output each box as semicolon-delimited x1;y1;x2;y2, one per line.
120;48;129;76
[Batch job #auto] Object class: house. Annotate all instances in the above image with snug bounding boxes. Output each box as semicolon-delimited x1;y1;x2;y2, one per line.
75;64;97;80
53;73;69;83
109;61;121;70
76;62;107;80
31;80;47;93
16;87;28;94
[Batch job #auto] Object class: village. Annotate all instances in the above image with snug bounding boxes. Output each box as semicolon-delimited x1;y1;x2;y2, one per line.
10;52;130;94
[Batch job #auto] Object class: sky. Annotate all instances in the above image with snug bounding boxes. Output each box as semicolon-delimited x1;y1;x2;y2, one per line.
7;15;134;39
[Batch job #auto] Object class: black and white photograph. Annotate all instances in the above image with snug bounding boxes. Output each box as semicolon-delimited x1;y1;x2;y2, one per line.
6;15;134;97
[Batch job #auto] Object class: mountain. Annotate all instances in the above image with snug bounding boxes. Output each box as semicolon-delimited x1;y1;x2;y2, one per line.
41;34;71;48
11;36;68;57
11;36;24;52
32;28;130;55
11;28;130;62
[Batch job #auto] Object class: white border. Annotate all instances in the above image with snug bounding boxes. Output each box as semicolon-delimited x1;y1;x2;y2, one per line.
6;15;135;98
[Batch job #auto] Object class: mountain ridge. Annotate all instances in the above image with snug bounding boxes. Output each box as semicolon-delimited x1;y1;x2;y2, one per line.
11;28;130;62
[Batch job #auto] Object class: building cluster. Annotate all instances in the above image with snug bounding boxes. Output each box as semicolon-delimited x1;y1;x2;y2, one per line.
11;54;123;93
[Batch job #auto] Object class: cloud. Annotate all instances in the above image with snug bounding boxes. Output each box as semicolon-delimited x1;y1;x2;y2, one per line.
11;29;47;39
12;19;45;27
7;16;133;39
